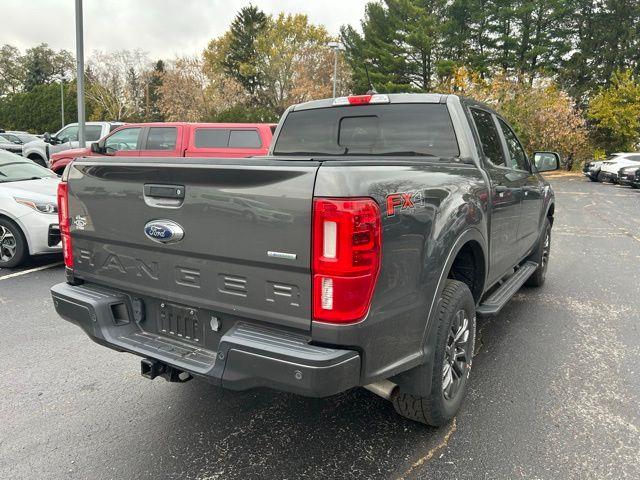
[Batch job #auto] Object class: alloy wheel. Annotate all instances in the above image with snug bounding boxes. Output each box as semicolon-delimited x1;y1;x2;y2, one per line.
0;225;17;263
442;309;472;400
541;229;551;269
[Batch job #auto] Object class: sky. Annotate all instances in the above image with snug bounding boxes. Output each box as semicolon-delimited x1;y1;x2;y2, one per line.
2;0;370;60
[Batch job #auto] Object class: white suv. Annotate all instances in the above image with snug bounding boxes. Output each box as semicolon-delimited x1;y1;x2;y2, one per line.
21;122;123;167
598;153;640;183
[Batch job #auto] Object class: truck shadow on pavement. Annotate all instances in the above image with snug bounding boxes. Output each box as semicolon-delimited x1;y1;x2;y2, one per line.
131;382;441;479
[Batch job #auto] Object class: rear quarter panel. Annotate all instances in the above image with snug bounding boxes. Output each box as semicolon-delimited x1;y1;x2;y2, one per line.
312;160;489;382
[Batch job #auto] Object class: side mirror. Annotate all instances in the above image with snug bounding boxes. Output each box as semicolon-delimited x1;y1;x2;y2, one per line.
90;141;105;154
43;132;52;144
533;152;561;172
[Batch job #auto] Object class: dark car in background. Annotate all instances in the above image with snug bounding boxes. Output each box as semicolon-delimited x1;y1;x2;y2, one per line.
618;165;640;188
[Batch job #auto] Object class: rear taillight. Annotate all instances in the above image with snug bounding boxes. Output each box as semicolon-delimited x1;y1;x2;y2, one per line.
312;198;382;324
57;181;73;268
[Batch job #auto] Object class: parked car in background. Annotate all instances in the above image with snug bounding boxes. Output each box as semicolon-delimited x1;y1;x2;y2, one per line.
22;122;123;168
0;133;25;155
2;131;40;145
49;122;277;174
631;168;640;189
0;150;61;268
618;165;640;188
597;153;640;183
583;154;623;181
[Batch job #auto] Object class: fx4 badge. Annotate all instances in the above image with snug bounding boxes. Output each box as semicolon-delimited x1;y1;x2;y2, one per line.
386;191;424;216
73;215;87;230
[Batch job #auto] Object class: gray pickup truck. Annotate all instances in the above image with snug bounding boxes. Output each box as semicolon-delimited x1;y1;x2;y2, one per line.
51;93;559;425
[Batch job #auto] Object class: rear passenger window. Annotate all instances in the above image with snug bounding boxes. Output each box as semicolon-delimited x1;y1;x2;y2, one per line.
85;125;103;142
146;127;177;150
195;129;230;148
229;130;261;148
470;108;507;167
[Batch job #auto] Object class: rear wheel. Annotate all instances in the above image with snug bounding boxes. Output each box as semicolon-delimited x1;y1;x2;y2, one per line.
0;218;28;268
28;154;47;168
392;280;475;426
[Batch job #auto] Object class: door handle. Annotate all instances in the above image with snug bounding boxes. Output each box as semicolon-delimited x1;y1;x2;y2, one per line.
144;184;185;199
143;184;185;208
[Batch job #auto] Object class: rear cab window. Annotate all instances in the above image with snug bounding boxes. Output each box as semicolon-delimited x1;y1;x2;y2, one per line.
273;104;460;157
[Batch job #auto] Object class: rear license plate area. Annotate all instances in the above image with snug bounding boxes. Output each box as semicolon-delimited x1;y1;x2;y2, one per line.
158;302;202;344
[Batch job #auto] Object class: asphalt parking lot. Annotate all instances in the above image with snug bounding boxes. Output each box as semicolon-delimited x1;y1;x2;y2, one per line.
1;174;638;480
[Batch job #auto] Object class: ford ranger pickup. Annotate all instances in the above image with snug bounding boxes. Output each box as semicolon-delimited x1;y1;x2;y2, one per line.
51;93;559;425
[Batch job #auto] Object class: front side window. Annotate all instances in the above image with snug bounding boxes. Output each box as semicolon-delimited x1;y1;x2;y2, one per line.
498;118;529;171
146;127;177;150
470;108;506;167
104;128;142;153
57;125;78;143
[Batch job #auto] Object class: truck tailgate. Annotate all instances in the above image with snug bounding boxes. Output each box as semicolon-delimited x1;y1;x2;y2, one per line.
66;157;319;331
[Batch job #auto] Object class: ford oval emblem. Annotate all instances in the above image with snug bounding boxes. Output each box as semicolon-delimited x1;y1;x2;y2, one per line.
144;220;184;244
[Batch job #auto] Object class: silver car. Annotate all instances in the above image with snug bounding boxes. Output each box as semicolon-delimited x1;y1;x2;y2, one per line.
0;150;61;268
0;133;25;155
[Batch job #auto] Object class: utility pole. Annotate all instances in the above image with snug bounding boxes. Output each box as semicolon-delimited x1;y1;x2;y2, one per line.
328;42;345;98
75;0;86;145
60;81;65;128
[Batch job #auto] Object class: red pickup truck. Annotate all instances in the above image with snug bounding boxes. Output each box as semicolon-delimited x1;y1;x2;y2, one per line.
49;122;276;174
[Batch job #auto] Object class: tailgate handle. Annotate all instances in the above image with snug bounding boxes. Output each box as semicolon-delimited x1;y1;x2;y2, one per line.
144;184;185;200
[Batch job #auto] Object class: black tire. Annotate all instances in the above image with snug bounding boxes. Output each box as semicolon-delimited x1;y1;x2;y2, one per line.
596;171;605;182
525;218;551;287
0;217;28;268
28;155;47;168
588;175;599;182
392;280;476;426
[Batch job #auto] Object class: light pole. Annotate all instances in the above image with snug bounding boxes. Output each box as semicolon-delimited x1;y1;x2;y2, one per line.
328;42;346;98
75;0;86;145
59;80;65;128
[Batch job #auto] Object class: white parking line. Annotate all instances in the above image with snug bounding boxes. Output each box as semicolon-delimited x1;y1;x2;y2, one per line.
0;262;63;281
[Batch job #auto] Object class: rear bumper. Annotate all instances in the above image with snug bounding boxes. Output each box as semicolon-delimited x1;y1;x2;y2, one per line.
17;211;62;255
51;282;361;397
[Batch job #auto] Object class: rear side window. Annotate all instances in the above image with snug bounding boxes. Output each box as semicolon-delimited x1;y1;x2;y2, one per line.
85;125;103;142
273;104;460;157
195;128;261;148
470;108;507;167
195;129;229;148
229;130;261;148
146;127;177;150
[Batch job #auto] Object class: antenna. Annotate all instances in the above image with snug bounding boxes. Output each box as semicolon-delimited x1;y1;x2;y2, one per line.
363;61;377;94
